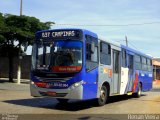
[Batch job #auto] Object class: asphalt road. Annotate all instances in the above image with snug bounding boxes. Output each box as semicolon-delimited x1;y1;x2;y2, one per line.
0;80;160;120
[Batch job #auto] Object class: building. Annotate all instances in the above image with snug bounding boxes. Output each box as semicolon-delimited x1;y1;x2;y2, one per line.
152;58;160;81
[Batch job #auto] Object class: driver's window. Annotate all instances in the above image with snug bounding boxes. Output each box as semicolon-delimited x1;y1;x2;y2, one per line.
86;35;98;71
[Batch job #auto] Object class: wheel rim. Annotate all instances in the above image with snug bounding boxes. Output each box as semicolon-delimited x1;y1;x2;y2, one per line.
100;88;106;103
138;86;141;96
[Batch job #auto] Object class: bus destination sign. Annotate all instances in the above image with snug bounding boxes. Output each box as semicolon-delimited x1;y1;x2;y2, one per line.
39;30;82;40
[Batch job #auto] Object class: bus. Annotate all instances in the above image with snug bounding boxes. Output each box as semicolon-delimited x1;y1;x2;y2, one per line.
30;28;153;106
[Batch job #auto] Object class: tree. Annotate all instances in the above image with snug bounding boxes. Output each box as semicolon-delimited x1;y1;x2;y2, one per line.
0;13;54;82
0;13;6;42
0;13;18;82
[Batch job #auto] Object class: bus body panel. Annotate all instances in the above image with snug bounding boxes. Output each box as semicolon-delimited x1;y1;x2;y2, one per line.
138;70;153;91
97;64;112;97
82;68;98;99
82;30;99;100
120;67;129;95
121;45;153;94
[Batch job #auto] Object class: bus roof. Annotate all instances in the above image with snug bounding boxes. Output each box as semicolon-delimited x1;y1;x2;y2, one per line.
121;44;152;59
98;36;121;47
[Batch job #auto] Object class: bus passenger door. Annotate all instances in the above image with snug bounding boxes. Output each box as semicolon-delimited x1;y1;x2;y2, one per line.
127;54;134;91
112;50;120;93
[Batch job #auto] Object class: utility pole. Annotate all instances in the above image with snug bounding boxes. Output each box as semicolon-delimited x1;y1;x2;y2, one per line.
17;0;23;84
125;36;128;47
20;0;23;16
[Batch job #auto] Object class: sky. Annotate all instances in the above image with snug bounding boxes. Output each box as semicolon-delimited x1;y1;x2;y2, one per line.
0;0;160;57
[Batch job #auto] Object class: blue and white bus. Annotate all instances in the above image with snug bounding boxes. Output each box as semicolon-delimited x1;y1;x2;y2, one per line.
30;28;153;106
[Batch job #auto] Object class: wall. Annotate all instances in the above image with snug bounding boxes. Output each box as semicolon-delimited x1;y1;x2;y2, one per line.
0;55;31;79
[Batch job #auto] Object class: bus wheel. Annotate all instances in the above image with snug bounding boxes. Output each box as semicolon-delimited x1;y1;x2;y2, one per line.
97;85;108;106
134;84;142;98
57;98;68;104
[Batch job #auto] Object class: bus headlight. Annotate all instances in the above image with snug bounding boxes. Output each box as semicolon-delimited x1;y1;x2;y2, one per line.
31;81;34;85
71;81;83;89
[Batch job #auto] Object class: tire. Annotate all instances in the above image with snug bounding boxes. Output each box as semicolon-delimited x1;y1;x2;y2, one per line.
97;85;108;106
57;98;68;104
134;83;142;98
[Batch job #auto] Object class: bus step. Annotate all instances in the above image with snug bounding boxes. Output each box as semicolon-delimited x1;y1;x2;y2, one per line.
127;92;133;95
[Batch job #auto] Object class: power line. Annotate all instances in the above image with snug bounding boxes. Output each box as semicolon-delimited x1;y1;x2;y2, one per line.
128;41;140;51
114;40;125;42
55;21;160;27
114;38;141;51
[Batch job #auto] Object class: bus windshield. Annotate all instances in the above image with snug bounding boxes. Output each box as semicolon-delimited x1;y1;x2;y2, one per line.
32;40;83;73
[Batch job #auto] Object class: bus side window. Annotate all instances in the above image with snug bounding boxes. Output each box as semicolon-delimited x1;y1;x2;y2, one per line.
86;35;98;71
135;55;141;70
122;49;127;67
147;58;152;71
100;42;111;65
142;57;147;71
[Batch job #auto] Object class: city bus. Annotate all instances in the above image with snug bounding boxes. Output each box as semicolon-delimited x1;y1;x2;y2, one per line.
30;28;153;106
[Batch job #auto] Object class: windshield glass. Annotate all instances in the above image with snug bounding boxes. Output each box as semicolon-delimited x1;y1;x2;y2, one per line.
32;40;83;73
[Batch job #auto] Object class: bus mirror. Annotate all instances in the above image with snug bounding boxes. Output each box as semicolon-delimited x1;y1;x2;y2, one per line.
91;42;95;53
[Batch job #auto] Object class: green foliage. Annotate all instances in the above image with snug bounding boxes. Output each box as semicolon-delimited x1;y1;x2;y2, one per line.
3;14;51;44
0;13;7;43
0;13;53;57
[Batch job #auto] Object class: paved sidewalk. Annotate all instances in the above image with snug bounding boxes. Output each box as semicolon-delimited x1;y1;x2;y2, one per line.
0;79;29;91
0;78;30;91
0;78;30;84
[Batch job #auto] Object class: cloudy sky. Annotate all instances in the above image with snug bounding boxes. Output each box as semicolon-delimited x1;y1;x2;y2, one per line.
0;0;160;57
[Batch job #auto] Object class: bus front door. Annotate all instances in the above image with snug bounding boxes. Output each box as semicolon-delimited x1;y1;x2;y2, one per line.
127;54;134;91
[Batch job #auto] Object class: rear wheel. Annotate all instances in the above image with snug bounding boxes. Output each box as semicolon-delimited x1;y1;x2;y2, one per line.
97;85;108;106
134;83;142;98
57;98;68;104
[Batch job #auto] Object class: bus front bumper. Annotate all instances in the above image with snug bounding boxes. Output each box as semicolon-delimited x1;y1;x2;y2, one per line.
30;82;83;100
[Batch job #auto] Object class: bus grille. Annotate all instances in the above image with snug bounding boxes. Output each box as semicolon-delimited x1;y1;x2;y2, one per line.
35;76;72;82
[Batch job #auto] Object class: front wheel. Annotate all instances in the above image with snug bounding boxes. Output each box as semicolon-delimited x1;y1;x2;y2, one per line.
97;85;108;106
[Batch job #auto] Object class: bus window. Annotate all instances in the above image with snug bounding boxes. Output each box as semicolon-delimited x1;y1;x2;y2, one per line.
100;42;111;65
37;44;44;66
135;55;141;70
147;58;152;71
86;35;98;71
142;57;147;71
122;49;127;67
